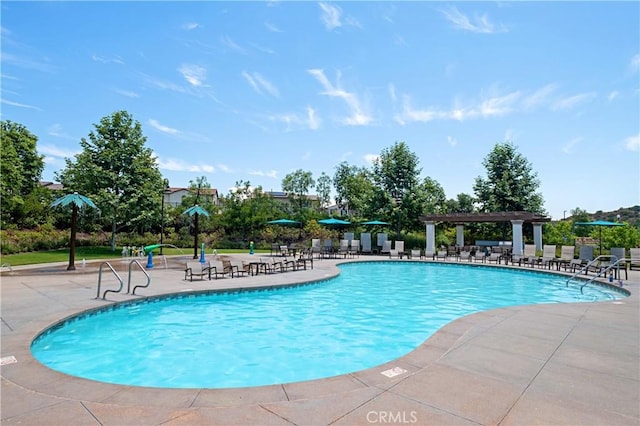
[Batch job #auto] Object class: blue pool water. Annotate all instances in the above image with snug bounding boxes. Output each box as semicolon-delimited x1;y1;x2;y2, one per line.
31;262;624;389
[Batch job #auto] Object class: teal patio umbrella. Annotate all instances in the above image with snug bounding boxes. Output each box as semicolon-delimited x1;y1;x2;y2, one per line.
361;220;390;226
267;219;300;225
183;205;210;259
318;218;351;226
51;192;98;270
574;220;626;254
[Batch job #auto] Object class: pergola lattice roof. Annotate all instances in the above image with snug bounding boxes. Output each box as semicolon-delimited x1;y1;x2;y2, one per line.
420;211;551;224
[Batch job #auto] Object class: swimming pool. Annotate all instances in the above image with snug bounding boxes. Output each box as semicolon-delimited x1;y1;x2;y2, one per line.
31;262;625;389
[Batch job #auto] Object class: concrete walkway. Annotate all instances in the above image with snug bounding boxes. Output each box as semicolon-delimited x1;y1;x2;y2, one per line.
1;255;638;425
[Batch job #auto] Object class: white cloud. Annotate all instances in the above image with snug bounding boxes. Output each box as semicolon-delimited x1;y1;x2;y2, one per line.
268;107;320;131
607;90;619;102
624;134;639;151
1;98;42;110
551;92;597;111
38;143;77;158
178;64;206;87
158;158;214;173
307;68;372;126
91;54;124;65
182;22;201;30
248;169;278;179
319;2;343;30
447;136;457;147
306;106;320;130
148;119;181;136
242;71;279;97
220;35;247;54
114;88;139;98
440;6;508;34
47;124;76;141
265;22;282;32
364;153;378;164
561;137;582;154
522;84;557;109
318;2;360;31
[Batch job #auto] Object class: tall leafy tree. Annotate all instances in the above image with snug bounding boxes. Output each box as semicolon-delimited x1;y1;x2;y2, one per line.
315;172;332;209
56;111;163;250
333;162;375;217
281;169;315;216
0;120;45;228
473;142;545;214
372;142;422;237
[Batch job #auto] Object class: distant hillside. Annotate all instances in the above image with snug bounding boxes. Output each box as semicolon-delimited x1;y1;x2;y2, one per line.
567;206;640;227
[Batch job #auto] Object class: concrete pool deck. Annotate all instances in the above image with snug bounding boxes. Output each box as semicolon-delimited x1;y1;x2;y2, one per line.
1;254;638;425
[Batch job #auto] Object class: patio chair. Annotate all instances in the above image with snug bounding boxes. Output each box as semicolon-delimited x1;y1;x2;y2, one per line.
380;240;392;256
556;245;575;271
629;248;640;271
338;239;350;258
209;260;233;279
221;258;243;278
609;247;627;280
410;249;422;259
296;249;314;270
424;249;435;260
457;250;473;262
349;239;360;258
435;250;448;261
360;233;372;254
270;243;281;257
485;248;502;264
311;239;322;259
539;245;557;269
392;241;405;258
185;260;211;281
280;245;291;257
377;233;388;254
513;244;536;267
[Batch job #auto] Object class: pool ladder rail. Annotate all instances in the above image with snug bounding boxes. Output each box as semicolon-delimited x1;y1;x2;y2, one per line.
566;255;627;294
96;259;151;299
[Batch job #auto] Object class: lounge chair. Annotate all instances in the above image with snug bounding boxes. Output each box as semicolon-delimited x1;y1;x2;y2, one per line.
311;239;322;259
350;239;360;258
424;249;435;260
513;244;536;267
270;243;280;256
485;249;502;264
629;248;640;271
377;233;388;254
185;260;211;281
380;240;392;256
360;233;372;254
322;239;334;258
435;250;447;261
457;250;473;262
609;247;627;280
410;249;422;259
209;260;233;279
539;245;557;269
221;258;243;278
296;249;314;270
338;239;350;257
556;245;575;271
280;245;292;257
389;241;405;259
260;257;283;273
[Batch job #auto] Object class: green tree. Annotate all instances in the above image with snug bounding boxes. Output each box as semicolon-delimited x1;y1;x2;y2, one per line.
315;172;332;209
446;193;476;213
333;162;375;217
473;142;545;214
372;142;422;238
221;180;281;242
281;169;315;215
569;207;591;237
56;111;163;250
0;120;46;228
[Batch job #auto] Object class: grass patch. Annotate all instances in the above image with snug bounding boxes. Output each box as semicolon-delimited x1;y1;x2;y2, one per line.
1;247;268;266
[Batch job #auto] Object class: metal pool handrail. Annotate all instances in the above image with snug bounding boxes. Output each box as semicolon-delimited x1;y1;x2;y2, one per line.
127;259;151;295
97;262;123;299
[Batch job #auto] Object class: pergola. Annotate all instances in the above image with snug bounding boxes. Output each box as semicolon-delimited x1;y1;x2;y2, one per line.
419;211;551;256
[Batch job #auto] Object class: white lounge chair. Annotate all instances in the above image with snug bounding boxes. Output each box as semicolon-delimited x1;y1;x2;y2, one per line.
360;233;372;254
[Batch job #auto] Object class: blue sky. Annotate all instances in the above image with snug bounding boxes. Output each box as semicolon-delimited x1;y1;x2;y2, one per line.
2;1;639;220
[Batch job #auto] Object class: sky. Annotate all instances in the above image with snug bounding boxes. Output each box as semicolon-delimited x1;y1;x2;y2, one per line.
2;1;639;221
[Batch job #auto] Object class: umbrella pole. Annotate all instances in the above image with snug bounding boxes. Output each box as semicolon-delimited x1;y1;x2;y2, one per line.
67;204;77;271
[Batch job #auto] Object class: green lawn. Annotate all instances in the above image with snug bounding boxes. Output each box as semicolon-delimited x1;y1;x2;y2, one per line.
0;247;267;266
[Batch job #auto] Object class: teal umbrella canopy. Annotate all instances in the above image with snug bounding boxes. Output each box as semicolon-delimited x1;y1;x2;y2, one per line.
182;205;210;217
267;219;300;225
318;218;351;225
574;220;626;254
50;192;98;210
361;220;390;225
